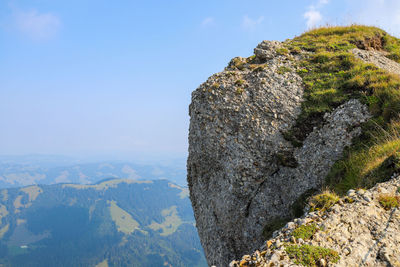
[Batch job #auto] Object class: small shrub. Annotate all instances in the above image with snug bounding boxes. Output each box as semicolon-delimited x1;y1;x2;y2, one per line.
235;79;245;86
378;194;400;210
308;190;339;212
397;187;400;194
285;244;340;266
291;223;318;240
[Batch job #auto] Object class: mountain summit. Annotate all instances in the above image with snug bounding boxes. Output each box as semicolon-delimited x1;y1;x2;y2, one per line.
187;26;400;266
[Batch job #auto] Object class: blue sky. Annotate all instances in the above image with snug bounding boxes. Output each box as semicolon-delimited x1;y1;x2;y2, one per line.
1;0;399;160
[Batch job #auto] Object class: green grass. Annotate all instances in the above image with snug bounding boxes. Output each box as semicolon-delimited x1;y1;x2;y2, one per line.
308;190;339;212
283;25;400;195
378;194;400;210
277;66;292;75
235;79;245;86
276;47;289;55
291;223;318;240
327;123;400;193
285;244;340;266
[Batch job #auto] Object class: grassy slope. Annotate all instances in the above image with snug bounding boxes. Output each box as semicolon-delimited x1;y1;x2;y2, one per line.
283;25;400;195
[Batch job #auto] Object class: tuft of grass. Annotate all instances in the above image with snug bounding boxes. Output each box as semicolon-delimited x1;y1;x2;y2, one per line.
326;120;400;194
226;71;236;77
290;46;302;54
285;244;340;266
276;47;289;55
230;57;246;70
378;194;400;210
235;79;245;86
308;190;339;212
211;82;220;89
277;66;291;75
283;25;400;195
291;223;318;240
235;88;244;95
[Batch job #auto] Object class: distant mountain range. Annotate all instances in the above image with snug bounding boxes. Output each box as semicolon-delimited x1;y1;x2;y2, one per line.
0;156;186;188
0;179;206;267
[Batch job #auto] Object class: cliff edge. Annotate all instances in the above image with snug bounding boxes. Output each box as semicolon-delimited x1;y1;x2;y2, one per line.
188;26;400;266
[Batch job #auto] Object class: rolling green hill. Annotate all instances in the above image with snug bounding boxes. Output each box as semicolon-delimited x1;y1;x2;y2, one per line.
0;179;206;267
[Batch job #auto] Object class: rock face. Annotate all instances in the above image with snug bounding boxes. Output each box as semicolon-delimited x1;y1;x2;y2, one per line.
187;41;370;266
231;175;400;267
352;48;400;74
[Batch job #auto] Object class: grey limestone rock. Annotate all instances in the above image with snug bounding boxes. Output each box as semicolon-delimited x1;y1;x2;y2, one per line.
187;40;370;266
233;175;400;267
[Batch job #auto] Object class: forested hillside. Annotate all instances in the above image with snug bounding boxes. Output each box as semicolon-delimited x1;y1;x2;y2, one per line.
0;179;206;267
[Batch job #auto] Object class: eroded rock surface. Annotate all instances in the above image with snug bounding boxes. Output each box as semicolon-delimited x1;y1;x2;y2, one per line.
352;48;400;75
187;41;370;266
231;175;400;267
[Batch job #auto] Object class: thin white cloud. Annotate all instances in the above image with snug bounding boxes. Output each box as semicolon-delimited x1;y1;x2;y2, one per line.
304;9;323;29
303;0;329;29
13;8;60;40
241;15;264;31
201;17;215;27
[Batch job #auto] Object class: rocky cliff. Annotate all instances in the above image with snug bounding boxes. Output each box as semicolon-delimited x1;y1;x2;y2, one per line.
188;26;400;266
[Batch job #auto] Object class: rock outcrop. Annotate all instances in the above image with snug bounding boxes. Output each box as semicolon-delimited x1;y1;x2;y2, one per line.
231;175;400;267
188;42;370;266
188;26;400;266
